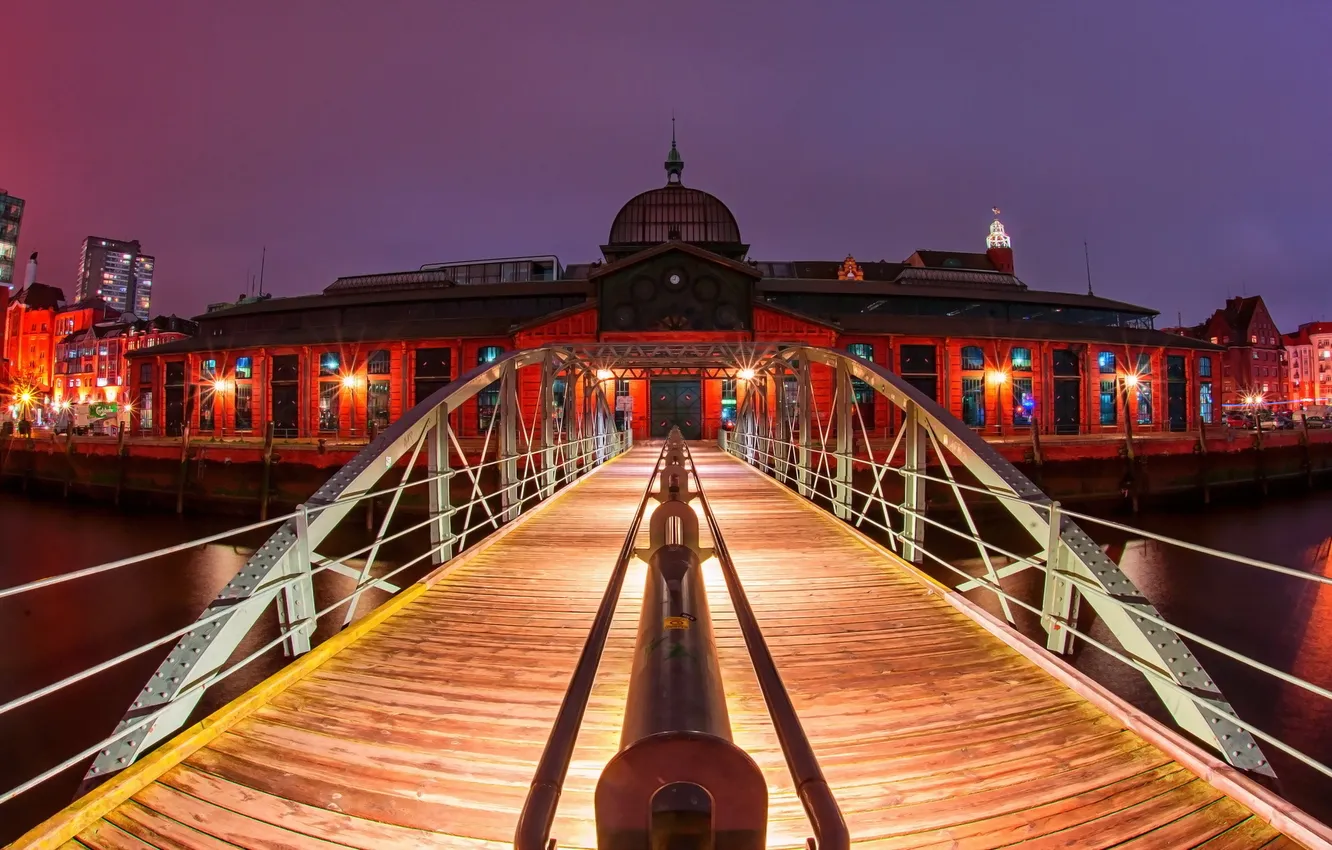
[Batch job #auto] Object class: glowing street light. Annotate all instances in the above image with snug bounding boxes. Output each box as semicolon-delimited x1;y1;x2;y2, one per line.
985;369;1008;386
1121;373;1140;388
341;374;358;389
212;378;231;394
596;369;615;382
737;368;756;381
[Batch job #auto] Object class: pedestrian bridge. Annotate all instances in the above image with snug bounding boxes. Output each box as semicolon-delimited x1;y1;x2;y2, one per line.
6;345;1331;849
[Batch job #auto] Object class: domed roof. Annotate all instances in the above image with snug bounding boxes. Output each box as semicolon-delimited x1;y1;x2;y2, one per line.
607;184;742;246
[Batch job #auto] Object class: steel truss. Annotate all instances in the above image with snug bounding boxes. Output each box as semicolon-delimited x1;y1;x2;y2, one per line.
724;345;1272;775
87;346;625;779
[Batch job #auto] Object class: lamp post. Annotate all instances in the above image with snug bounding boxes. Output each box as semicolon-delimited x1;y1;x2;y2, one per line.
342;374;359;439
211;378;231;440
987;370;1008;437
1120;373;1139;443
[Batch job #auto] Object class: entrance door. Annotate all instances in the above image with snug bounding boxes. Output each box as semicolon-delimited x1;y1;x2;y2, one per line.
272;385;299;436
1053;379;1081;435
650;379;702;440
1167;382;1187;431
164;387;185;437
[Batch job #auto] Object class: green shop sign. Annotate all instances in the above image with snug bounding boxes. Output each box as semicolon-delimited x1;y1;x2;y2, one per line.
89;402;119;420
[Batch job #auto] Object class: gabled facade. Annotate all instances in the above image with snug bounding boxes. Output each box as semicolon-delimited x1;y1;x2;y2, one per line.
128;143;1222;442
1176;296;1288;409
4;282;69;396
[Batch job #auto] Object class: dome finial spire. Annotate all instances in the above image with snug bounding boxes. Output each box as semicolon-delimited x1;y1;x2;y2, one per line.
986;206;1011;249
665;112;684;184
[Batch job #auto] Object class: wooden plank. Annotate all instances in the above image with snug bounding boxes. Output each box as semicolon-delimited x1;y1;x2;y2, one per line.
687;446;1300;850
76;820;159;850
158;764;488;850
130;782;356;850
103;799;242;850
1196;817;1285;849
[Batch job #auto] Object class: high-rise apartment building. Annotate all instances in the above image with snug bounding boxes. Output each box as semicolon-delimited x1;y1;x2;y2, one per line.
77;237;154;319
0;190;24;290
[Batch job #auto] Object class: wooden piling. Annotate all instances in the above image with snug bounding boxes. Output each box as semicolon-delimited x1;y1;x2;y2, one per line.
63;429;76;499
113;426;128;506
259;421;275;521
1196;421;1211;505
175;424;191;515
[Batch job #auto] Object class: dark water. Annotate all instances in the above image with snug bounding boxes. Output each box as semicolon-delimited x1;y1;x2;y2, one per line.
1;485;1330;841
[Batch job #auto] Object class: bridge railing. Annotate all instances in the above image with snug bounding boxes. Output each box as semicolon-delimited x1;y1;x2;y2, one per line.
0;345;629;807
720;345;1331;785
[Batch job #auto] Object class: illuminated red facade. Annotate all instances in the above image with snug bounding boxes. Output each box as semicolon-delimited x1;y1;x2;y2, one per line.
129;144;1222;441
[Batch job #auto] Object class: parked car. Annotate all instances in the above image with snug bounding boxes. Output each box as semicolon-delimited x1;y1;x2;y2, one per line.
1224;412;1250;429
1304;415;1326;429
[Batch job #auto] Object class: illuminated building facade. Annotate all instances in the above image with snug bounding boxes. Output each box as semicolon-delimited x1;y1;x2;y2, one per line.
1284;321;1332;405
54;315;196;413
1174;296;1289;410
77;237;155;320
4;282;68;396
0;190;22;291
128;142;1222;440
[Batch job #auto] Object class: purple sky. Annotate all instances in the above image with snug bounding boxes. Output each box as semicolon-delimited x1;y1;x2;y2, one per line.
5;1;1331;329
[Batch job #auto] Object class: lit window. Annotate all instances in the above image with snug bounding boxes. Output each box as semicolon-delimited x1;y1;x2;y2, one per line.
320;352;340;376
961;346;985;371
1097;351;1115;373
235;356;252;379
1011;347;1033;372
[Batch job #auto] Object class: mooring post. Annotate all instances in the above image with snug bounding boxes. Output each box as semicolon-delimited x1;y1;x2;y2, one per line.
1299;413;1313;489
175;423;191;515
1197;419;1211;505
259;420;275;521
113;426;128;506
63;428;76;499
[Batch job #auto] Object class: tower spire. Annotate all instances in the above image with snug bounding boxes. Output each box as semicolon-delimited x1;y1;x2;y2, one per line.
665;114;684;184
986;207;1011;249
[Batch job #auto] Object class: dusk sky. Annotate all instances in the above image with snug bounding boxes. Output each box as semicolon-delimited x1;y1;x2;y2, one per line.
5;1;1330;329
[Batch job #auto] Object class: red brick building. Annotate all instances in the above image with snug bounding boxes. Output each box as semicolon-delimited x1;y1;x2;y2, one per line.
129;143;1222;441
1172;296;1288;410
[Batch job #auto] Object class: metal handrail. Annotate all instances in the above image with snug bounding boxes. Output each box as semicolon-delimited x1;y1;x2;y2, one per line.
0;444;604;722
0;431;611;601
1;434;625;804
515;443;666;850
724;430;1332;782
737;431;1332;589
684;443;850;850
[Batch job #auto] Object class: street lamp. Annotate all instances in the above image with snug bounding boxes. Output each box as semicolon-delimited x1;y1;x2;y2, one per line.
212;378;231;439
596;369;614;382
737;368;756;381
341;373;359;437
986;370;1007;436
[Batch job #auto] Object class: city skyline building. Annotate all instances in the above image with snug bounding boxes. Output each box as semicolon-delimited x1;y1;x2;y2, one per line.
76;237;154;319
0;190;24;290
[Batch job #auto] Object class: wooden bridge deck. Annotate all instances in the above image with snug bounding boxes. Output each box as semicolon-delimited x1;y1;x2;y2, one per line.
20;444;1309;849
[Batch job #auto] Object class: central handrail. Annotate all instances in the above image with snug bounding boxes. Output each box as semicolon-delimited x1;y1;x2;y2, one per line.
684;443;851;850
514;443;667;850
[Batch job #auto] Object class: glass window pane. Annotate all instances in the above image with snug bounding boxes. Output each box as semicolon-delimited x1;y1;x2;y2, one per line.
1099;380;1117;425
1198;356;1212;377
319;381;340;431
1136;353;1152;374
1098;351;1115;374
962;376;985;426
961;346;984;371
1012;378;1034;425
478;345;504;365
319;352;340;377
900;345;936;375
368;349;391;375
1137;382;1153;424
369;380;390;427
200;358;217;379
1199;381;1213;424
847;343;873;361
235;384;253;430
235;356;252;380
1011;347;1033;372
